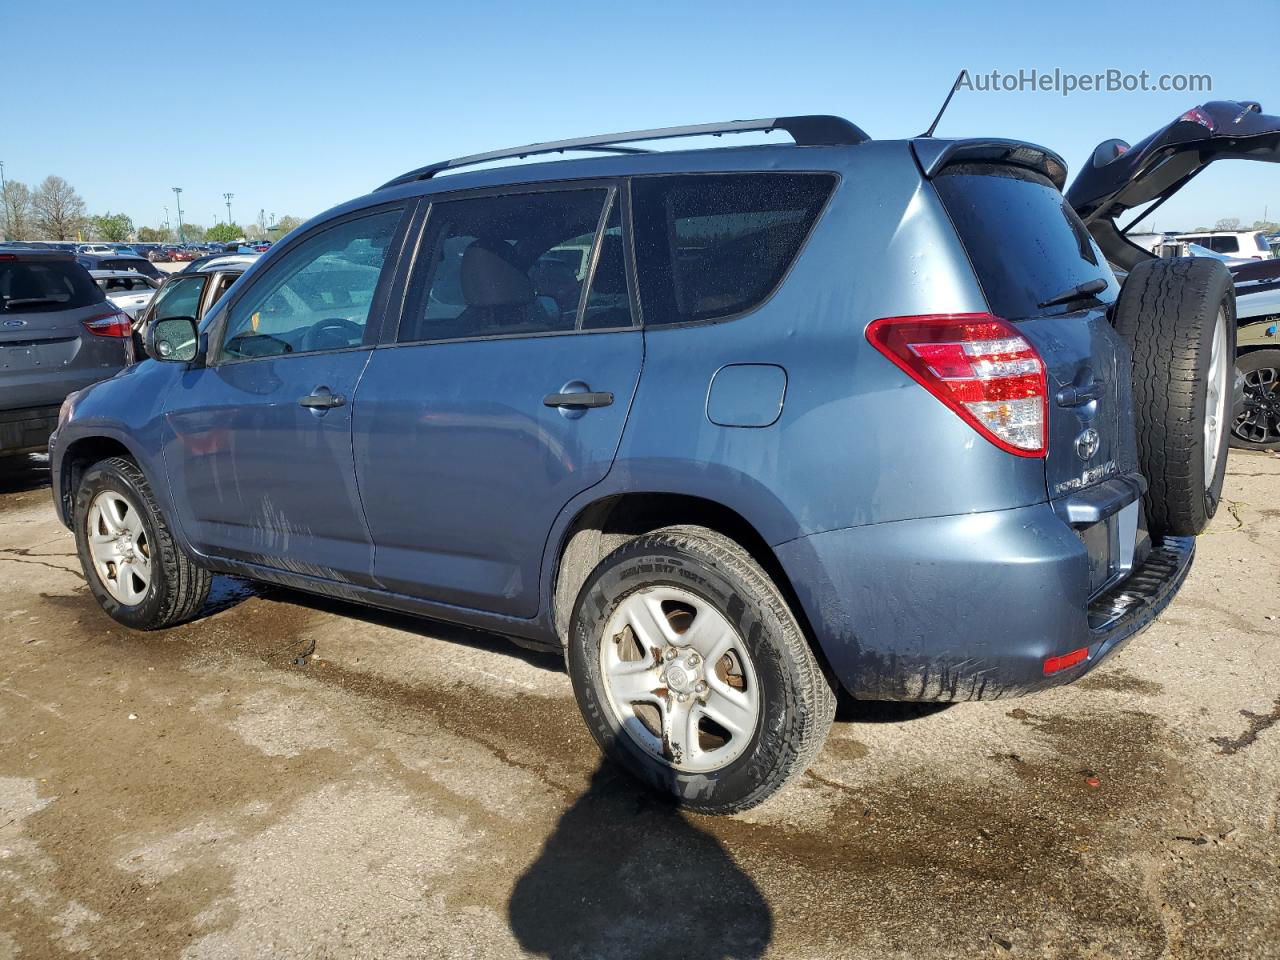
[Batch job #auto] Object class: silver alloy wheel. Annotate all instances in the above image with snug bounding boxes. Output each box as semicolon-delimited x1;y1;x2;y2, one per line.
1204;309;1230;487
86;490;152;605
600;586;760;773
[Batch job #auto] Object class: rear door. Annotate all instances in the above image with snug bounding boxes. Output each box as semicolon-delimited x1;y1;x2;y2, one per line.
0;255;127;409
933;164;1139;591
352;183;642;617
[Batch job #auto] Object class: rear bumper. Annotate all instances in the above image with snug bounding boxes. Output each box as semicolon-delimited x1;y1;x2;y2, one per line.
775;501;1193;701
0;405;60;456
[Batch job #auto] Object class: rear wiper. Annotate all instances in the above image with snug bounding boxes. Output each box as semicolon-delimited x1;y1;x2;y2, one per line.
1037;277;1108;310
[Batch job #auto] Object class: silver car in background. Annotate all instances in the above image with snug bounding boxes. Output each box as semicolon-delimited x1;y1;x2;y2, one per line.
90;270;161;320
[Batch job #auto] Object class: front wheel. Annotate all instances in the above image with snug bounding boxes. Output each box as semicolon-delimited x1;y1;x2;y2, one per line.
73;456;211;629
567;526;834;815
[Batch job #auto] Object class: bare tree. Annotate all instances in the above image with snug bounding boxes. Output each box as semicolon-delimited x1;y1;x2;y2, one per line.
1;180;33;240
1213;216;1242;231
32;175;88;240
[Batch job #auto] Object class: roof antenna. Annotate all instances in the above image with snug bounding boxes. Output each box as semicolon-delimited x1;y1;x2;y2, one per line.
920;70;968;138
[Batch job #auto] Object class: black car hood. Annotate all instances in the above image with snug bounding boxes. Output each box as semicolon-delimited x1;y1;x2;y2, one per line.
1066;100;1280;269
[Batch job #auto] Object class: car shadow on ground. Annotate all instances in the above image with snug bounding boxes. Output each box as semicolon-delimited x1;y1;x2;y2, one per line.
508;760;773;960
0;453;51;496
259;584;565;673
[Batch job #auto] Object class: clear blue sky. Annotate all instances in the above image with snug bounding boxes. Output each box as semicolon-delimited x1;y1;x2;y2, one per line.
6;0;1278;232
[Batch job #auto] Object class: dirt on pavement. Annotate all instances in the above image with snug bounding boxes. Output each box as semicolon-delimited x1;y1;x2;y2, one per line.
1;451;1278;959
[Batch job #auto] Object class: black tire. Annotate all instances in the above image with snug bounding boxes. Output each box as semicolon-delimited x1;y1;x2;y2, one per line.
567;525;835;815
1230;349;1280;451
1112;257;1235;536
73;456;211;629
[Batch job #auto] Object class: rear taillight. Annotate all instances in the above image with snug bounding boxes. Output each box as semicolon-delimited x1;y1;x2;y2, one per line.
83;310;132;338
866;313;1048;457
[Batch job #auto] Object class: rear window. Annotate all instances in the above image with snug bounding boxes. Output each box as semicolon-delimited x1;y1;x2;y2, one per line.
0;259;104;313
934;164;1116;320
631;173;835;326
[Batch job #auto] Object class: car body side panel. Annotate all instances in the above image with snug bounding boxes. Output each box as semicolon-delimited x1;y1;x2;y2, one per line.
49;361;183;525
608;142;1047;548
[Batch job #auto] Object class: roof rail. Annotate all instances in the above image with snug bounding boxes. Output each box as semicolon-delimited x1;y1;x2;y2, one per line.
376;115;870;190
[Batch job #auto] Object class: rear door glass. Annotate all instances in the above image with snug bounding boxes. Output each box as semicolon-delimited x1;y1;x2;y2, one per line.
400;188;624;343
630;173;835;326
933;164;1117;320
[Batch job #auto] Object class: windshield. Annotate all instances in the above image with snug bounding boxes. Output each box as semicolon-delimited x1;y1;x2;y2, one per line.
0;260;105;313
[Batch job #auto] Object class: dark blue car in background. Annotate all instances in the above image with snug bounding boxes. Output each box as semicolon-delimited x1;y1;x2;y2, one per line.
49;113;1236;812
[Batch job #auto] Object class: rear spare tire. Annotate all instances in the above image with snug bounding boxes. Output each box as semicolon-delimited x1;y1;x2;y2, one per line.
1112;257;1234;537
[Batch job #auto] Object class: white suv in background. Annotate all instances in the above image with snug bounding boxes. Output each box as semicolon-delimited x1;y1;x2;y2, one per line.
1173;231;1273;260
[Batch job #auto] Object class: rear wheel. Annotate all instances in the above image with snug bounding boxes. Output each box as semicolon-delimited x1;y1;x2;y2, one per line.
74;456;211;629
1112;257;1235;536
567;526;834;815
1230;349;1280;450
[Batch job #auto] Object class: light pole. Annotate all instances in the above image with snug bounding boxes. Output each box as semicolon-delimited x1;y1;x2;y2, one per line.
172;187;184;243
223;192;234;228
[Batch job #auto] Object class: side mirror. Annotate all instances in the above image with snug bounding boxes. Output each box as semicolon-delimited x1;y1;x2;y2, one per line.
147;316;201;363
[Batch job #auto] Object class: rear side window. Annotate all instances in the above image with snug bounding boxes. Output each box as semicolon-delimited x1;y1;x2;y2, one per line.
631;173;835;327
0;260;104;313
934;164;1116;320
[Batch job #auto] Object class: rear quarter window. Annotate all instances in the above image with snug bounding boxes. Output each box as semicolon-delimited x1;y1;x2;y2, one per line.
934;163;1117;320
631;172;835;326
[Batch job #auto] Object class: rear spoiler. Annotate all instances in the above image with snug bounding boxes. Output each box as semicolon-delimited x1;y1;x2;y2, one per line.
911;138;1068;191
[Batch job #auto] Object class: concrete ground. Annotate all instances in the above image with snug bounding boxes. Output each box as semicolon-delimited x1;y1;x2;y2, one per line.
1;451;1277;959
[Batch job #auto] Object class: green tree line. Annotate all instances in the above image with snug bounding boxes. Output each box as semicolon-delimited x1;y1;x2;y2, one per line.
1;173;304;244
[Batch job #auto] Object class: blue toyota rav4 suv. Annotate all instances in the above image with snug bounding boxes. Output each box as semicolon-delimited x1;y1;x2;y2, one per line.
51;115;1234;812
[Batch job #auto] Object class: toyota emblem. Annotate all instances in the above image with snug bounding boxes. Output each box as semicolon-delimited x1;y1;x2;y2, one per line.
1075;428;1100;460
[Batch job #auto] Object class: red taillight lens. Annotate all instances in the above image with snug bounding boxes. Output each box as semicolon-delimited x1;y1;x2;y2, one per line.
1043;646;1090;675
83;310;132;338
866;313;1048;457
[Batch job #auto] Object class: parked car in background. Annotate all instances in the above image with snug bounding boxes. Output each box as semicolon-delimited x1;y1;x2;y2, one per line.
90;270;160;320
145;246;173;263
176;252;259;275
1173;231;1272;261
132;257;248;346
1;249;131;455
53;114;1226;813
74;252;163;282
76;243;115;256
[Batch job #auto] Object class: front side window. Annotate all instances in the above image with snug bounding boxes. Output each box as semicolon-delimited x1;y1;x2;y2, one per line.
219;209;402;360
631;173;836;327
400;188;629;343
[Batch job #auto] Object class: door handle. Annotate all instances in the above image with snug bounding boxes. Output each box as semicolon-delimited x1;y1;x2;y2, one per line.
299;390;346;409
543;391;614;409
